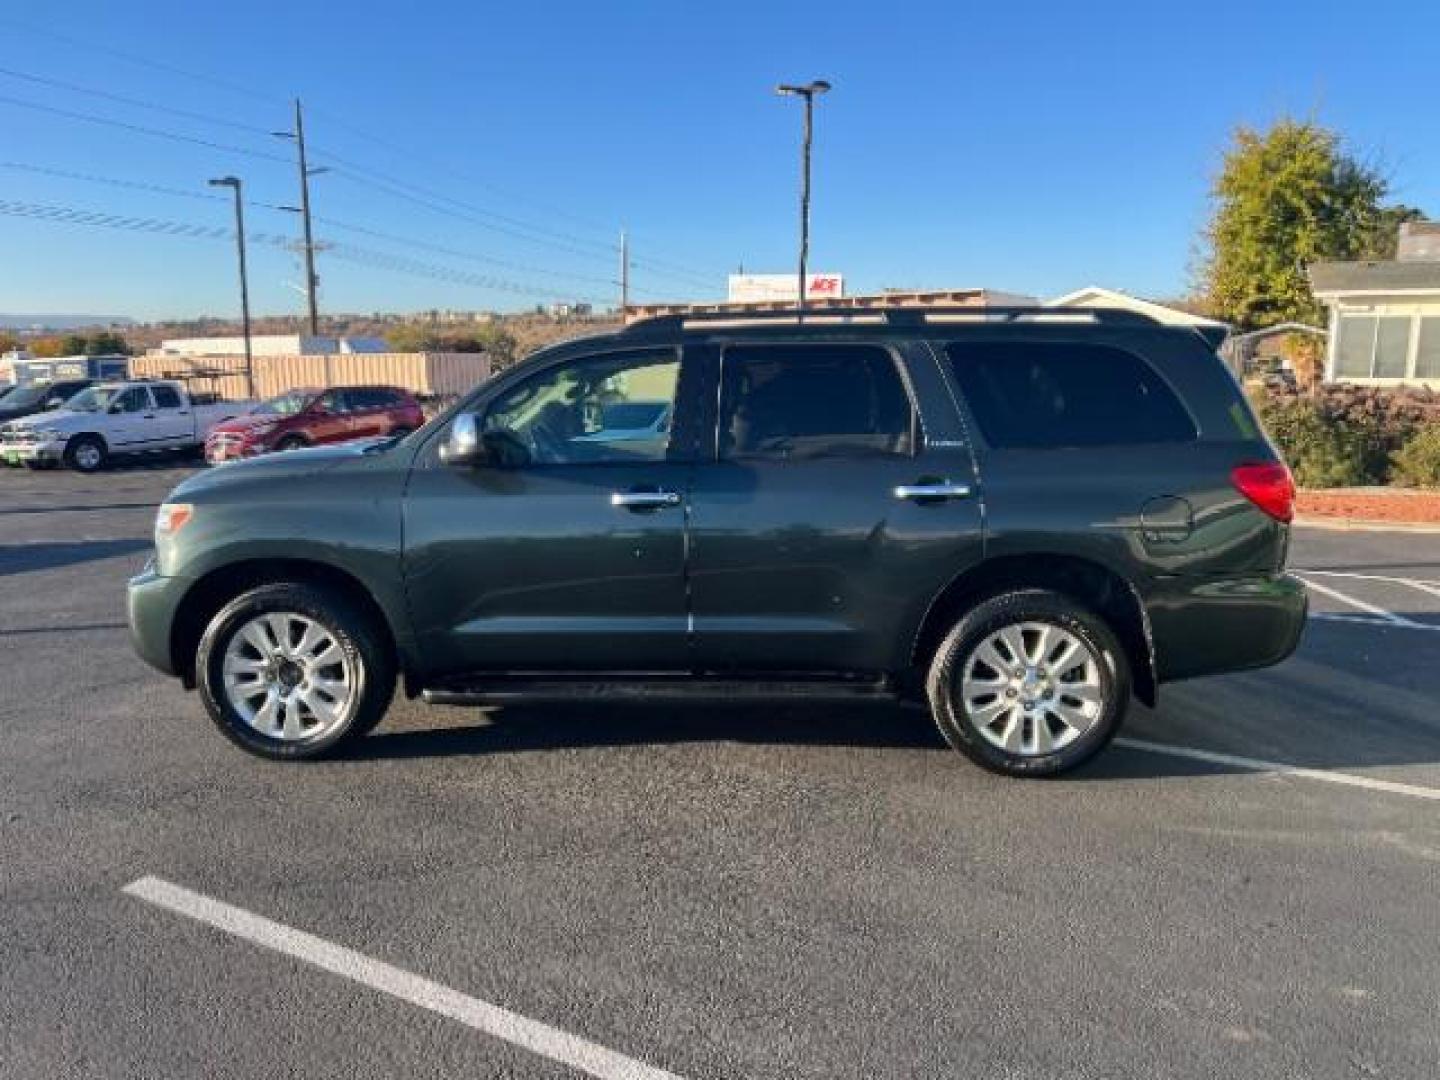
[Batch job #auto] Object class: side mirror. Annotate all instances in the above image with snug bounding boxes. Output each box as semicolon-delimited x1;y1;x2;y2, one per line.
44;398;63;411
108;401;125;415
439;413;488;467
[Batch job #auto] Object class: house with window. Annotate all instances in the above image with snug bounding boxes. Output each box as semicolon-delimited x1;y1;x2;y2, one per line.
1309;222;1440;388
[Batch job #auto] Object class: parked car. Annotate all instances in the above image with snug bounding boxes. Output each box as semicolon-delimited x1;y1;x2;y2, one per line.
205;386;423;464
0;380;254;471
0;379;94;424
129;307;1307;775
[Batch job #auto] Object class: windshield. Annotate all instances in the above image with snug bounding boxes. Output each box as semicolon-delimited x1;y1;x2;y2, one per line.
251;390;313;417
65;386;120;413
2;385;49;408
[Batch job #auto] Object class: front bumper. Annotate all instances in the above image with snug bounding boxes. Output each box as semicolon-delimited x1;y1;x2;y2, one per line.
127;562;193;678
0;438;65;465
1148;571;1308;683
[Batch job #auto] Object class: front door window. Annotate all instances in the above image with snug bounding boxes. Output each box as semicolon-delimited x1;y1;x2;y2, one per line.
482;349;679;466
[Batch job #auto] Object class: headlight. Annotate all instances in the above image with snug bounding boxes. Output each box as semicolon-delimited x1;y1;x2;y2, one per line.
29;429;66;441
155;503;194;539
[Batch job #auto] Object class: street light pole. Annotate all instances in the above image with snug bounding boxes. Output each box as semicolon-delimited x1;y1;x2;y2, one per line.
208;176;255;400
776;79;831;317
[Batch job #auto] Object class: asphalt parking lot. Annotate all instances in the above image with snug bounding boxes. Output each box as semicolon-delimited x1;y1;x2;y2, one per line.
2;463;1438;1080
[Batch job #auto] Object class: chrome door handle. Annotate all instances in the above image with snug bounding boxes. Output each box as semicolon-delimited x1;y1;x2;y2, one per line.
894;482;972;501
611;489;682;510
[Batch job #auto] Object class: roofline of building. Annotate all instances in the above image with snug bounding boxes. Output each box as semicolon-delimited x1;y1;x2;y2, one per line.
623;288;1022;324
1045;285;1229;328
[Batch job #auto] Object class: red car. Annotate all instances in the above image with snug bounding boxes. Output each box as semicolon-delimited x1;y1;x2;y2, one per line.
206;386;423;464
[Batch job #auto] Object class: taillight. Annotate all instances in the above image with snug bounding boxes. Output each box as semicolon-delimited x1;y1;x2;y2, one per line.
1231;461;1295;523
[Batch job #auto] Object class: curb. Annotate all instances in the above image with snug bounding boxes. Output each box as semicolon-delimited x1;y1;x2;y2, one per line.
1294;515;1440;534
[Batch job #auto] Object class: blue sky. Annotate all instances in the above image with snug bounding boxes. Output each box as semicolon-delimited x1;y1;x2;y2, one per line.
0;0;1436;322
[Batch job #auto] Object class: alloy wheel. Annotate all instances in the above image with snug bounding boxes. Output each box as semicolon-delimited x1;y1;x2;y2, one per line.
221;612;355;742
959;621;1105;756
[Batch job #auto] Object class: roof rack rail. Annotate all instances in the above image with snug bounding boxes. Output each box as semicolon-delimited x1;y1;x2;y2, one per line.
622;305;1161;333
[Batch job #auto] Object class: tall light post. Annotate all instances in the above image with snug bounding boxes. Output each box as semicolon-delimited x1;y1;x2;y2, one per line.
776;79;831;316
208;176;255;400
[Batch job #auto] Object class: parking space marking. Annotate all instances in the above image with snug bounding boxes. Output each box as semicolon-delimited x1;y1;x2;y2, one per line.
1293;574;1426;628
1297;568;1440;600
123;876;689;1080
1308;612;1440;632
1114;738;1440;802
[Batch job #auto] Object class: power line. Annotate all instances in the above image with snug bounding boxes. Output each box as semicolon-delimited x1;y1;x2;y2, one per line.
0;159;662;295
313;215;622;289
0;198;609;304
319;159;717;290
0;93;292;165
0;160;293;210
0;65;275;137
0;49;724;289
0;15;281;106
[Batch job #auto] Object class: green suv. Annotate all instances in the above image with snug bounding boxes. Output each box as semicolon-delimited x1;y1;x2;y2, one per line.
128;308;1307;776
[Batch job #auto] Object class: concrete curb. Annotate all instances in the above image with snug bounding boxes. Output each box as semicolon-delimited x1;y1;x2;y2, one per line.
1294;515;1440;534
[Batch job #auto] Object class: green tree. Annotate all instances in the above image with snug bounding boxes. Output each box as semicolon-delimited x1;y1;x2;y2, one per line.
385;322;517;363
85;331;132;355
1200;119;1419;329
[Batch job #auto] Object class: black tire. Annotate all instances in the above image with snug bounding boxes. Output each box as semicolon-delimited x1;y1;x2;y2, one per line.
926;589;1130;777
275;434;309;452
196;582;396;760
63;434;108;473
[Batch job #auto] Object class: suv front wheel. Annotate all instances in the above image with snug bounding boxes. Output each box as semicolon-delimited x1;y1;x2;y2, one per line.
927;589;1130;777
196;583;395;759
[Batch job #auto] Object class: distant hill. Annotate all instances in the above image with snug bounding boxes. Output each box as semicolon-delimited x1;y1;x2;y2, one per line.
0;314;136;331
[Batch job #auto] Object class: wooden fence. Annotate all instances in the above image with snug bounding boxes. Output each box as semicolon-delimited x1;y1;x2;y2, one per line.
129;352;492;402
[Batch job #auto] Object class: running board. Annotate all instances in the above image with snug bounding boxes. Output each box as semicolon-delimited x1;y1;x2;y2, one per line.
421;673;895;707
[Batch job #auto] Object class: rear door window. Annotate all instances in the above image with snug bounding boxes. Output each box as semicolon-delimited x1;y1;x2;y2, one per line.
718;344;913;460
114;387;151;414
944;341;1197;448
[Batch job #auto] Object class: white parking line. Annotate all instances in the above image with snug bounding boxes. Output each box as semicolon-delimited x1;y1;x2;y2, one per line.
1114;738;1440;802
1297;568;1440;600
1293;574;1426;628
123;876;689;1080
1309;612;1440;632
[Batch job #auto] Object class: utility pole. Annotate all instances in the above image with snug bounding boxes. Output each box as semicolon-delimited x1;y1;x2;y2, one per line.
619;229;630;315
776;80;831;317
275;99;322;336
293;99;320;337
208;176;255;400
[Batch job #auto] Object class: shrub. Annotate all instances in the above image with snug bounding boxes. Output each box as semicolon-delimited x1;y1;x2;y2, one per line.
1392;424;1440;488
1251;384;1440;487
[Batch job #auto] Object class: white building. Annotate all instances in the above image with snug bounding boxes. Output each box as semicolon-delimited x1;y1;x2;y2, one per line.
149;335;389;358
1046;286;1229;330
1310;223;1440;388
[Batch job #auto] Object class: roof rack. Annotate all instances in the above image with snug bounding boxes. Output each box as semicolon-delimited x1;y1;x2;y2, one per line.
622;305;1162;334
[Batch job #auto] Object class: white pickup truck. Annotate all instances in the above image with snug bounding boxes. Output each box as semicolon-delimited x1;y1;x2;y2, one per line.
0;380;255;472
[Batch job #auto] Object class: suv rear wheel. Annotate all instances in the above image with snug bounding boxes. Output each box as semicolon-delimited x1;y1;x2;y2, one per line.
196;583;395;760
927;589;1130;777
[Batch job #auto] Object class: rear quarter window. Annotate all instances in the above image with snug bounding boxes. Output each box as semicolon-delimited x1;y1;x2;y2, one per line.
944;341;1197;449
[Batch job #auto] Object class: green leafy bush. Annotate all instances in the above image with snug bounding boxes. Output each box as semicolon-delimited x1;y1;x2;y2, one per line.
1392;425;1440;488
1251;385;1440;487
